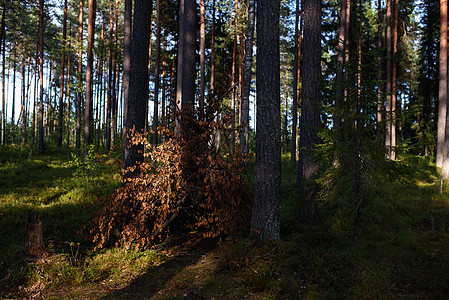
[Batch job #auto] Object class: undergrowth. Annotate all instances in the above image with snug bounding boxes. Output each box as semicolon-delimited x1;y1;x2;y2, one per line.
87;107;252;249
2;142;449;298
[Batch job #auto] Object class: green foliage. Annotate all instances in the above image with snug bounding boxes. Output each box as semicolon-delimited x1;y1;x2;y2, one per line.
67;145;103;188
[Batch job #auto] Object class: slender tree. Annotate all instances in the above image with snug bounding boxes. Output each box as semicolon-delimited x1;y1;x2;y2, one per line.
334;0;347;132
122;0;132;143
199;0;205;114
377;0;383;139
84;0;96;147
152;0;162;145
230;0;238;155
251;0;281;240
390;0;399;160
76;0;84;150
240;0;255;157
38;0;45;154
210;0;215;92
385;0;393;158
0;5;5;146
58;0;68;147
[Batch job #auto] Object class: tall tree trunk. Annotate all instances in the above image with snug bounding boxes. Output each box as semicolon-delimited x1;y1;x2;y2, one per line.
38;0;45;154
199;0;205;114
33;61;37;143
385;0;393;159
335;0;347;132
297;0;322;225
84;0;96;148
440;0;449;177
21;54;26;143
240;0;255;158
58;0;68;147
153;0;162;145
123;0;153;174
181;0;197;108
66;20;72;148
11;44;16;142
145;15;153;134
76;0;84;150
0;6;5;146
390;0;398;160
111;0;118;146
251;0;281;240
291;0;301;163
377;0;383;139
106;0;114;150
122;0;132;144
230;0;238;155
210;0;215;92
176;0;185;127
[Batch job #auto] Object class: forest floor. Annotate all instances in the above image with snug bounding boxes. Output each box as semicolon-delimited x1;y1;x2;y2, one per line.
1;145;449;298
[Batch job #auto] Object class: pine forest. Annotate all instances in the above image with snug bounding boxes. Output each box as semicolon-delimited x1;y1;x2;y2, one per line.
2;0;449;298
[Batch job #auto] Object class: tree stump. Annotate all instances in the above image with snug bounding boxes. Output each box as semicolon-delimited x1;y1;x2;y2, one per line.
25;211;45;256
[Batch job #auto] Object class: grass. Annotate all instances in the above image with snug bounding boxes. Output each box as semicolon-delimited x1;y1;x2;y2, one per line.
1;145;449;298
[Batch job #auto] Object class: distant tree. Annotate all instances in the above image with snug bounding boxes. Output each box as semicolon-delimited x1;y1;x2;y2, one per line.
251;0;281;240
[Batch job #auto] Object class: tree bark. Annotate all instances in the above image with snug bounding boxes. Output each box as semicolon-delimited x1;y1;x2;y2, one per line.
153;0;162;145
66;20;72;148
106;0;114;150
377;0;383;140
0;6;5;146
440;0;449;178
38;0;45;154
251;0;281;240
240;0;255;158
210;0;215;92
296;0;322;225
111;0;119;146
230;0;238;155
181;0;197;108
122;0;132;145
11;44;16;141
84;0;96;148
123;0;153;175
58;0;68;148
76;0;84;150
390;0;399;161
385;0;393;159
199;0;206;115
334;0;347;132
25;212;45;257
